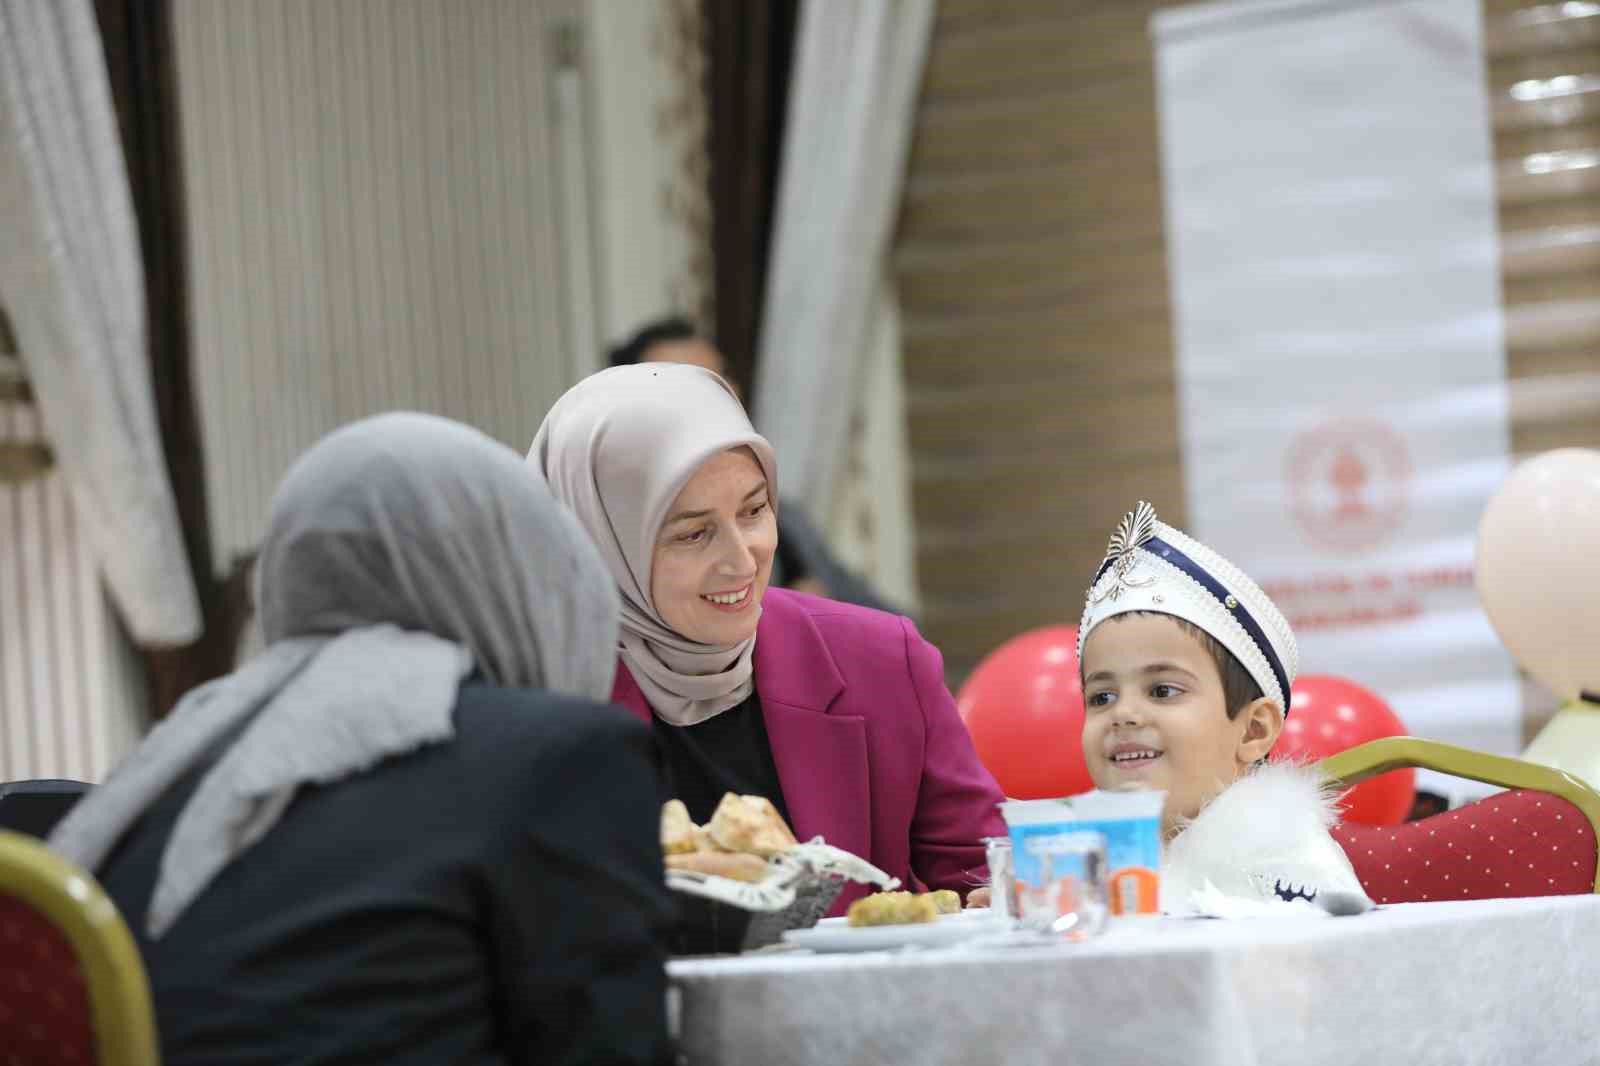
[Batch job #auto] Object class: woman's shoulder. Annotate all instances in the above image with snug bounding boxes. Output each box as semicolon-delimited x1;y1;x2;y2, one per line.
763;585;915;646
759;587;942;695
435;685;658;837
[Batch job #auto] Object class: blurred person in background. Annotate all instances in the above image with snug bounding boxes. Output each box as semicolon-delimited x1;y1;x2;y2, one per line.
608;316;898;615
52;413;673;1066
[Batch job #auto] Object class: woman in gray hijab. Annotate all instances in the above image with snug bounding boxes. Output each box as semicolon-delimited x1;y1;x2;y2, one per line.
51;412;673;1066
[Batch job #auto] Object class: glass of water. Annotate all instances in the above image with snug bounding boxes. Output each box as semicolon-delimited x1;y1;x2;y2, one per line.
984;836;1016;920
1015;830;1109;940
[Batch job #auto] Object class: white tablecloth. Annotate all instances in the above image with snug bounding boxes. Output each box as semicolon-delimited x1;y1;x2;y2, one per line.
668;897;1600;1066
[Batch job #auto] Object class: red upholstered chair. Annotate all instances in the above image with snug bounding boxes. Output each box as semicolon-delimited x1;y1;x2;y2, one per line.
0;830;158;1065
1320;738;1600;905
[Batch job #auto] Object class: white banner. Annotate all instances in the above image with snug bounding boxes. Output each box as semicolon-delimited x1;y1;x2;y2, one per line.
1154;0;1516;800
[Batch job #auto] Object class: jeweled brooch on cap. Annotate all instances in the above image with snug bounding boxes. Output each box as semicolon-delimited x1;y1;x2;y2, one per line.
1090;500;1159;604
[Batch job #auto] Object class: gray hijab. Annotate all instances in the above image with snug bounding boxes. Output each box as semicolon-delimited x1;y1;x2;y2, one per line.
51;412;620;937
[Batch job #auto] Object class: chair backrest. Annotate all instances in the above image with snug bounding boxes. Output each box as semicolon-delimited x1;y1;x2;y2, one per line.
0;779;92;838
1332;788;1597;904
1320;737;1600;904
0;889;97;1063
0;831;158;1066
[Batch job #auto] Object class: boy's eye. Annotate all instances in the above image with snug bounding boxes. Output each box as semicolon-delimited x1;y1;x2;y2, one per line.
1086;691;1115;708
1150;683;1182;699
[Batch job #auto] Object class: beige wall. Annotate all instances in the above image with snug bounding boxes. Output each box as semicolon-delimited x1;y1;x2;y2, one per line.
579;0;714;345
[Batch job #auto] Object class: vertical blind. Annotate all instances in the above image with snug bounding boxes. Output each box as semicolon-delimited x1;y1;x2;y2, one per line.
171;0;579;565
0;399;144;782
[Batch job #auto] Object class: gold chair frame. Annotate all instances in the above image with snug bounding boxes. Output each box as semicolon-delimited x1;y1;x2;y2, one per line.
0;830;159;1065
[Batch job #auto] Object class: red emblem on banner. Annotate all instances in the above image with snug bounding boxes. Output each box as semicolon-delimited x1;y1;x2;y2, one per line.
1285;418;1411;554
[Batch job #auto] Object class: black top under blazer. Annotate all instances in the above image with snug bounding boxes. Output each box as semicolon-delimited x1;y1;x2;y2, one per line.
95;682;674;1066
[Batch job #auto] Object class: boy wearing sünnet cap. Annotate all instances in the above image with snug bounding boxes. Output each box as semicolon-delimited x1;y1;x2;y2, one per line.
1078;502;1373;915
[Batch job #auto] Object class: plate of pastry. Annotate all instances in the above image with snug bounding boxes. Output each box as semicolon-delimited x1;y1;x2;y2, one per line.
661;793;900;950
780;891;1010;953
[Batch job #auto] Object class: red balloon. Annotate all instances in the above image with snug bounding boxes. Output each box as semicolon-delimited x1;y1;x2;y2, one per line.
1273;674;1415;825
956;626;1094;800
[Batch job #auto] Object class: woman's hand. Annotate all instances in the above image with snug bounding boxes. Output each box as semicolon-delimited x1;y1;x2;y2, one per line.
965;886;992;909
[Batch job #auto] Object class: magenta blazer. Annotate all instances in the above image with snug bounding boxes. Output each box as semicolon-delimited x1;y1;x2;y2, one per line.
612;587;1005;914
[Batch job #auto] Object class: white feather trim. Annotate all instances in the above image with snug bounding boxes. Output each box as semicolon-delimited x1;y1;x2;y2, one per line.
1162;761;1373;917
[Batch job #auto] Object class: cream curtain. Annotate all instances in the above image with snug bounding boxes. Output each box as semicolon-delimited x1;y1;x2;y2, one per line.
753;0;936;533
0;0;200;646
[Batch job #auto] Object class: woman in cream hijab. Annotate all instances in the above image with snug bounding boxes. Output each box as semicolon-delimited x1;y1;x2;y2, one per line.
53;412;673;1066
531;364;1005;924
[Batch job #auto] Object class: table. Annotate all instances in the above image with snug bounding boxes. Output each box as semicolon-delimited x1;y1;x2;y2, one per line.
668;896;1600;1066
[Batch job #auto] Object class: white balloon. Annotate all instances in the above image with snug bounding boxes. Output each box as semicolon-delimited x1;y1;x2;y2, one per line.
1475;448;1600;703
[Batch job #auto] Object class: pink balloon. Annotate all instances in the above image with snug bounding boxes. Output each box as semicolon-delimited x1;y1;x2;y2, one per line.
1476;449;1600;702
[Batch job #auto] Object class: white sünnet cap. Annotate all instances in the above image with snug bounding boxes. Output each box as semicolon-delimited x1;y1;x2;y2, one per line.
1077;502;1298;712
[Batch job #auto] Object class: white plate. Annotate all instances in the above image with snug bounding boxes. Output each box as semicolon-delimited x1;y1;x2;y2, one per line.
781;909;1011;953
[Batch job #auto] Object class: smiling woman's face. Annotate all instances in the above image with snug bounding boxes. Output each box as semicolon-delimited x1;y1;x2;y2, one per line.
650;448;776;646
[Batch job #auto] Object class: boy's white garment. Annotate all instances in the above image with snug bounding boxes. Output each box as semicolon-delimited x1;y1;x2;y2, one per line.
1162;761;1373;917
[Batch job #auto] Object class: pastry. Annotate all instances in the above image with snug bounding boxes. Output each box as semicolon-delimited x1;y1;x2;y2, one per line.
846;891;939;927
706;793;797;857
928;889;962;915
691;824;723;853
658;794;797;887
661;799;697;855
665;851;771;883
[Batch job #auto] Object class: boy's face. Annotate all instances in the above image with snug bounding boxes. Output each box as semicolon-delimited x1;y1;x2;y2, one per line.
1080;613;1273;837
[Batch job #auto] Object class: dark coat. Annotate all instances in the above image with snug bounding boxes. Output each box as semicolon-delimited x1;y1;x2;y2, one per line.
95;682;674;1066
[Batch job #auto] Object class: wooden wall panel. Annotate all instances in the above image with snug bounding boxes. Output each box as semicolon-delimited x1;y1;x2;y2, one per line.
1492;5;1600;495
899;0;1600;680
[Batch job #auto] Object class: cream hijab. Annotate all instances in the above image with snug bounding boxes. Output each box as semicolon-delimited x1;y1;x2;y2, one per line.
530;364;779;726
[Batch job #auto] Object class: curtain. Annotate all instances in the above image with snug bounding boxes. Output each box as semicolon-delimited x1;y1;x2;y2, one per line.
0;0;200;647
94;0;243;715
751;0;935;521
705;0;799;401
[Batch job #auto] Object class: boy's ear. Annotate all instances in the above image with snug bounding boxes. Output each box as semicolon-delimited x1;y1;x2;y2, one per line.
1236;696;1285;765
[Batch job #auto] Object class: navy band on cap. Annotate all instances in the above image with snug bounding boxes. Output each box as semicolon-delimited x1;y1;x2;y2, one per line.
1141;537;1292;709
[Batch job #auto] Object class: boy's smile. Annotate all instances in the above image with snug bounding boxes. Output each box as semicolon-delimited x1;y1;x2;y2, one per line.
1106;740;1165;776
